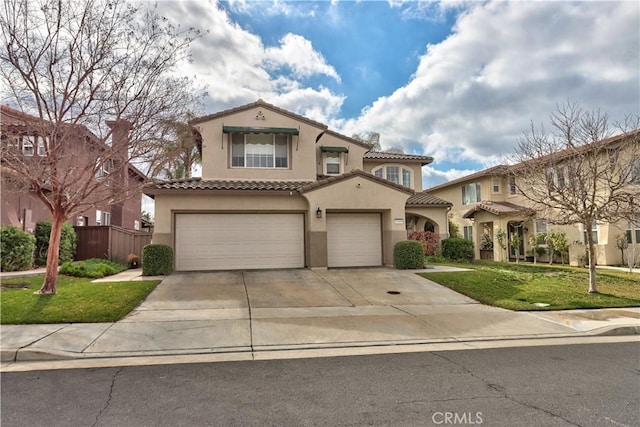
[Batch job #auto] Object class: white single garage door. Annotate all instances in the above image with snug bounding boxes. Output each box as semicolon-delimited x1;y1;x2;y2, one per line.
327;213;382;268
175;213;304;271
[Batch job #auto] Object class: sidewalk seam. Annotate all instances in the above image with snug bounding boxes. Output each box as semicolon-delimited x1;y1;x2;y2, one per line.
242;270;255;359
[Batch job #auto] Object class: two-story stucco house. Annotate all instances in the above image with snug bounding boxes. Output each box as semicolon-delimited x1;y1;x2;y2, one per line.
145;99;451;271
426;130;640;266
0;105;146;233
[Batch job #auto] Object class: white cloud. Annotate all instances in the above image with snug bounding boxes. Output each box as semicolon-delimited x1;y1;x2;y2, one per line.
422;165;478;187
157;1;344;120
264;33;341;82
343;1;640;167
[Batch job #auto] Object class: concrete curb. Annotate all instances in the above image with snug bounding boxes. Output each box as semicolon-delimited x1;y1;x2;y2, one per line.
3;326;638;364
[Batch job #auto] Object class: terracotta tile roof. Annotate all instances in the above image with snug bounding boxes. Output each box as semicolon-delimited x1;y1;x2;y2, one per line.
145;177;313;193
190;99;328;130
363;152;434;165
406;192;452;206
146;171;416;197
298;169;414;195
462;201;534;219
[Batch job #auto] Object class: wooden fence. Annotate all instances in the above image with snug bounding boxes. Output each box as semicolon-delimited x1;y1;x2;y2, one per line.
74;226;152;264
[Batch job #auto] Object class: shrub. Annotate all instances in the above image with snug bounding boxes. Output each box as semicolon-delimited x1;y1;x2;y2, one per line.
0;226;36;271
34;220;77;266
448;221;460;238
142;244;173;275
409;231;441;256
59;258;127;279
441;237;474;262
394;240;425;269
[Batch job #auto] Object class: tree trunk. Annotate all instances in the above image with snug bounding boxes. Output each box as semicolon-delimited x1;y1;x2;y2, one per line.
37;213;65;295
585;222;599;293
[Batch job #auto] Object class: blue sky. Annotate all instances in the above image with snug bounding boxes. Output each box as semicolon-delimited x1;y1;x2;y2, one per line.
158;0;640;188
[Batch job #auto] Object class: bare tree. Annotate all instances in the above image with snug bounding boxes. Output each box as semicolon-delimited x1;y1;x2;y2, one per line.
352;131;381;152
0;0;203;294
147;119;202;180
509;102;640;293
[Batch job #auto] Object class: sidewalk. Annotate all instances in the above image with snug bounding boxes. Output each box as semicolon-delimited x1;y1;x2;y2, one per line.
1;268;638;366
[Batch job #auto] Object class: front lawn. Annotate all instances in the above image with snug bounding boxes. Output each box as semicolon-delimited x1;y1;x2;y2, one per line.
419;261;640;310
1;275;160;324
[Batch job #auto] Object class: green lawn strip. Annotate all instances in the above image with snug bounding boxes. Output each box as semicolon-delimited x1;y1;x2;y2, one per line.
1;275;160;324
419;262;640;310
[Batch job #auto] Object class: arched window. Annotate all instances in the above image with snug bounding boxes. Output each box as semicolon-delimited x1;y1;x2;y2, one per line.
372;165;413;188
424;221;435;232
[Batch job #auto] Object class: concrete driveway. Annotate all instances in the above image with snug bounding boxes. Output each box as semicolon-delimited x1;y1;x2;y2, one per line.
75;267;574;356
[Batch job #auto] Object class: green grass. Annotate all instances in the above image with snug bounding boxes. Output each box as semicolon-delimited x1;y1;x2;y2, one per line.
419;261;640;311
0;275;160;324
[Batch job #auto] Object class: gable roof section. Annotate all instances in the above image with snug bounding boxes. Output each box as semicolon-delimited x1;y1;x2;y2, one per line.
406;192;452;207
190;99;328;130
425;165;509;192
462;201;534;219
298;169;414;195
364;151;434;165
321;129;375;150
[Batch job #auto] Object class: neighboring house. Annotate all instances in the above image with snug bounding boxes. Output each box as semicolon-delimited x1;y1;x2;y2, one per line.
0;105;145;233
426;131;640;266
145;99;451;271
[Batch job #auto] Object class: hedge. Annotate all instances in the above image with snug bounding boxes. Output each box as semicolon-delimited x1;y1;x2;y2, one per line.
441;237;474;262
34;220;77;266
0;226;36;272
142;244;173;276
394;240;425;269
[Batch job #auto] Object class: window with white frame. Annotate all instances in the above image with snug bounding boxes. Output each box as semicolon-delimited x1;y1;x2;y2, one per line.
583;223;598;244
22;136;35;156
630;159;640;185
372;165;413;188
626;216;640;244
37;137;48;156
509;176;517;195
96;210;102;225
556;166;565;189
492;177;500;193
535;219;547;235
231;133;288;168
463;225;473;241
324;152;341;175
462;182;481;205
103;212;111;226
134;220;140;231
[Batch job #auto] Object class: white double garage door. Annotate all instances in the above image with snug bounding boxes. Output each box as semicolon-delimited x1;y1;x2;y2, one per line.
175;213;382;271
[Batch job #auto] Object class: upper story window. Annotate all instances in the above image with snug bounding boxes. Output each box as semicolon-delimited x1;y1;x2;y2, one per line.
462;182;481;205
630;159;640;185
535;219;547;235
626;216;640;244
231;133;288;169
324;152;341;175
509;176;517;195
583;223;598;244
37;137;48;156
372;165;412;188
492;178;500;193
22;135;35;156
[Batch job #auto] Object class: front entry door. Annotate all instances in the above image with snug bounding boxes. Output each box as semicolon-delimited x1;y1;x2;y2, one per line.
508;222;525;261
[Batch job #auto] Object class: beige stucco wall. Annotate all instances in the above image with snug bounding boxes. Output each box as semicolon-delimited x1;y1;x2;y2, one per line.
363;160;424;192
195;106;324;181
301;175;411;267
315;133;368;176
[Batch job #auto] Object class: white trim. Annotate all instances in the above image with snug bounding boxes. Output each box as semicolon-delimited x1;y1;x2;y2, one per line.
372;164;413;188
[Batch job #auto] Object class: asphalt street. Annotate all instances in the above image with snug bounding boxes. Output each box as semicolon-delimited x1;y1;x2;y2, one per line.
2;341;638;427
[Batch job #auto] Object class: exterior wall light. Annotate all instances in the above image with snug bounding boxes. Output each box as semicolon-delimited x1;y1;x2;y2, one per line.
316;207;322;218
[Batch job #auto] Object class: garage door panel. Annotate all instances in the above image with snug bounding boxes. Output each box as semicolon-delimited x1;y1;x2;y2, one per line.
175;213;304;271
327;213;382;268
